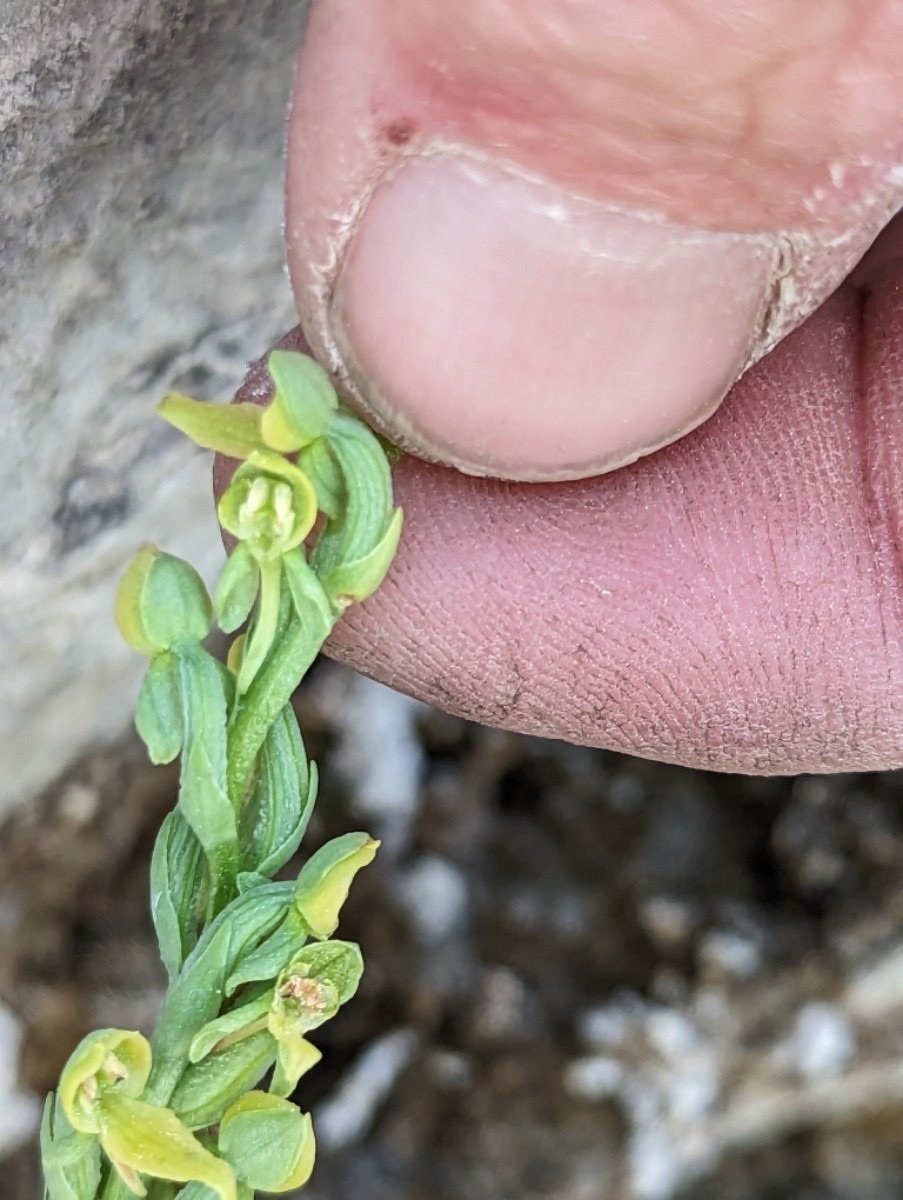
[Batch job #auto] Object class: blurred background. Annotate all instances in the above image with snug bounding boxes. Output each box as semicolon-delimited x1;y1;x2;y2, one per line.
4;4;903;1199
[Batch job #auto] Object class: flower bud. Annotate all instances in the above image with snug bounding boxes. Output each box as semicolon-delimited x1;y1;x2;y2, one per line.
260;351;338;454
115;545;212;656
219;1092;316;1193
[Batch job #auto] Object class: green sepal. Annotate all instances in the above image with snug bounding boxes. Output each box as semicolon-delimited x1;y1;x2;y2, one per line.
260;350;338;453
169;1032;276;1132
189;987;272;1064
214;544;260;635
270;1036;322;1100
276;941;365;1015
150;811;205;981
135;652;183;764
294;833;379;939
157;393;264;460
239;705;317;880
322;506;403;608
115;546;213;657
219;1092;316;1193
41;1093;102;1200
97;1093;236;1200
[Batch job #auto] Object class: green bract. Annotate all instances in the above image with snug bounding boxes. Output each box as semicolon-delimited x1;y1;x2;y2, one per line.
44;349;399;1200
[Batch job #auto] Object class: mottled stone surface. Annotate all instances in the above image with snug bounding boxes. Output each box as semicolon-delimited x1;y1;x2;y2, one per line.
1;0;305;811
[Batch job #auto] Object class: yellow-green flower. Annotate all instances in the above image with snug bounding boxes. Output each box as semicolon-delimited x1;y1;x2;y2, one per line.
217;451;317;563
58;1030;235;1200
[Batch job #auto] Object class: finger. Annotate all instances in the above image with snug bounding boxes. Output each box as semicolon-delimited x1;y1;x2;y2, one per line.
310;248;902;775
285;0;903;480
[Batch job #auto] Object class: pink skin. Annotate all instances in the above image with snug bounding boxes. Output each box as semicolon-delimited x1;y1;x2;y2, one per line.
266;0;903;772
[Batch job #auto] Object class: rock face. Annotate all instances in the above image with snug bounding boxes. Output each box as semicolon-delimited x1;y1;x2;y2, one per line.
1;0;305;812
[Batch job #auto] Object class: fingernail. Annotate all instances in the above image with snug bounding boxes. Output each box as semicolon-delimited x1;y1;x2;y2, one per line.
331;154;778;480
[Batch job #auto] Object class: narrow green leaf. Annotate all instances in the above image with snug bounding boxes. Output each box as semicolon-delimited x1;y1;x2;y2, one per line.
323;506;403;608
150;812;205;981
174;645;239;914
148;883;293;1105
225;907;308;995
169;1032;276;1131
41;1094;102;1200
281;549;335;627
296;436;342;518
310;411;396;582
239;704;317;880
189;988;272;1064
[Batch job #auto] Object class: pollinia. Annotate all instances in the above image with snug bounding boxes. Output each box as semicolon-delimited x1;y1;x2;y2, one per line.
40;350;402;1200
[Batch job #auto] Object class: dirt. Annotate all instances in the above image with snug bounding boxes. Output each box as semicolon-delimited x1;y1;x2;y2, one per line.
4;661;903;1200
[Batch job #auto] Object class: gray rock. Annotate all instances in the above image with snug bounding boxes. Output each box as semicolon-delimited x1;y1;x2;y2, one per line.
1;0;305;811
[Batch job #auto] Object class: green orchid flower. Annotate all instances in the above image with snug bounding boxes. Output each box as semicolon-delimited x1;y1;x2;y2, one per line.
58;1030;235;1200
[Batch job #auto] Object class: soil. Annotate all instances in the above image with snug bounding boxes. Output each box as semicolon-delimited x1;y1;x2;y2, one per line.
4;661;903;1200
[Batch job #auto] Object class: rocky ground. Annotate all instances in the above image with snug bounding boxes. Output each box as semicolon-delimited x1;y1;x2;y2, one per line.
5;662;903;1200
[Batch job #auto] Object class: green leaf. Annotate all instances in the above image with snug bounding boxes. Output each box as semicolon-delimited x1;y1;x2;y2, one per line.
41;1093;102;1200
260;350;338;453
225;908;308;995
294;833;379;939
310;411;397;583
219;1092;316;1193
174;644;239;915
115;546;212;657
281;548;336;627
239;704;317;880
97;1094;236;1200
188;988;272;1064
213;544;260;635
135;653;183;764
296;437;342;519
169;1032;276;1131
148;883;293;1105
157;394;264;460
150;812;205;981
322;506;403;608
